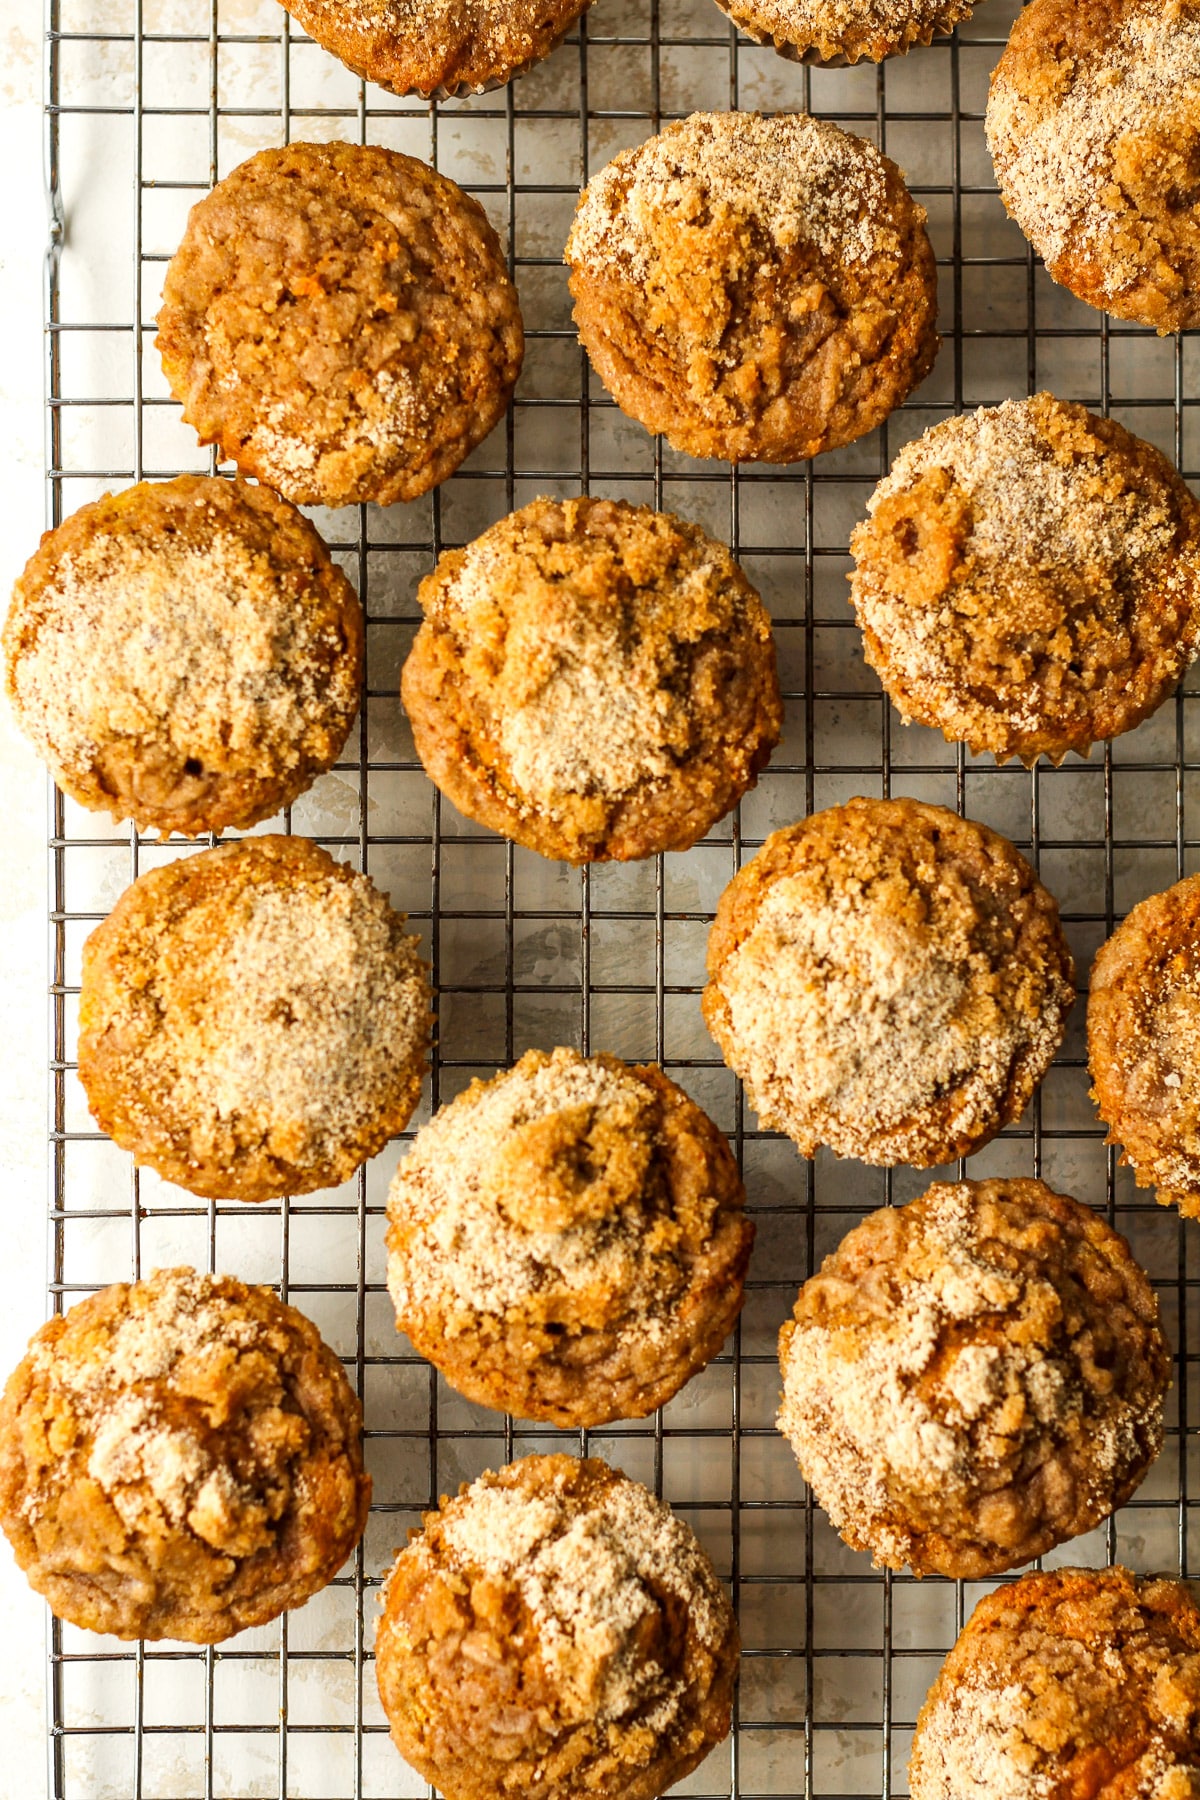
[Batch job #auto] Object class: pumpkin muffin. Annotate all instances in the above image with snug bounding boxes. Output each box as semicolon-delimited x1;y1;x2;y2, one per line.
1089;873;1200;1222
706;0;979;68
986;0;1200;334
401;495;781;863
77;835;431;1202
778;1178;1169;1579
4;476;363;837
386;1049;753;1427
279;0;589;97
909;1568;1200;1800
0;1269;371;1643
703;798;1075;1166
157;141;524;508
565;111;939;464
848;395;1200;765
375;1454;738;1800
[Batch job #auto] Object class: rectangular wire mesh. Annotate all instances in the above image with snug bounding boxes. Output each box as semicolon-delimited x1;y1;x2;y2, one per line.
42;0;1200;1793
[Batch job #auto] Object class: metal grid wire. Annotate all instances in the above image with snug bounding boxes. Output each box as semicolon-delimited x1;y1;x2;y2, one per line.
40;0;1200;1793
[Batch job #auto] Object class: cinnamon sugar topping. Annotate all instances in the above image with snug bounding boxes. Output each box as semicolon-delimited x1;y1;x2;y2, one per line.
427;1462;726;1726
77;836;430;1201
777;1180;1168;1576
567;111;900;280
9;514;355;781
986;1;1200;329
388;1051;664;1324
28;1271;272;1539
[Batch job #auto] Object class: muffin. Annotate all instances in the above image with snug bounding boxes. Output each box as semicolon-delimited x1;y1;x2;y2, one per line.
565;111;939;464
386;1048;753;1427
401;495;781;863
987;0;1200;334
279;0;590;96
848;395;1200;765
3;476;363;837
705;0;978;67
157;142;524;508
702;798;1075;1166
0;1269;371;1643
77;835;431;1202
910;1568;1200;1799
1089;873;1200;1221
375;1454;738;1800
777;1178;1169;1578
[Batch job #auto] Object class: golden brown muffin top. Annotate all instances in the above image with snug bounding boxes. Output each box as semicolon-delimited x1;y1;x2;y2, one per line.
0;1269;370;1643
711;0;977;66
78;836;431;1202
376;1454;737;1800
910;1568;1200;1800
778;1179;1169;1578
402;495;780;863
565;111;938;463
156;141;523;508
849;395;1200;764
279;0;589;97
986;0;1200;333
703;798;1075;1167
1089;873;1200;1220
386;1049;752;1425
3;476;363;836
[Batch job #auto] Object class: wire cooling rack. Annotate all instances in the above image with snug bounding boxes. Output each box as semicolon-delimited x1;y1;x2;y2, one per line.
39;0;1200;1793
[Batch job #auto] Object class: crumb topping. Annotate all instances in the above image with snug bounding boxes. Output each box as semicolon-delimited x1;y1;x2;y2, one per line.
78;837;430;1199
24;1272;305;1552
408;1459;727;1730
8;501;357;781
404;495;781;863
705;802;1074;1166
3;476;362;836
0;1268;371;1643
777;1180;1168;1575
191;882;414;1142
568;111;900;285
986;0;1200;324
420;496;775;815
849;395;1200;763
386;1046;752;1428
388;1051;675;1326
910;1569;1200;1800
564;110;938;465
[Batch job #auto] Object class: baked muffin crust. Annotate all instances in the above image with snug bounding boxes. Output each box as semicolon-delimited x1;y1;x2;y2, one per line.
279;0;590;96
778;1178;1169;1578
910;1568;1200;1800
401;495;781;863
706;0;978;67
849;395;1200;764
375;1454;738;1800
386;1049;753;1426
157;142;524;508
987;0;1200;333
77;835;431;1202
1089;873;1200;1221
565;111;939;464
4;476;363;836
0;1269;371;1643
703;798;1075;1166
